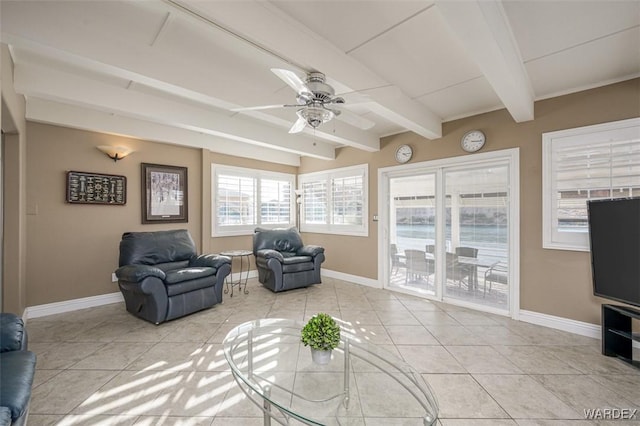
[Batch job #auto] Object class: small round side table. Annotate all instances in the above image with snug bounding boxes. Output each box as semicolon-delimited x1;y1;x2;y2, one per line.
220;250;252;297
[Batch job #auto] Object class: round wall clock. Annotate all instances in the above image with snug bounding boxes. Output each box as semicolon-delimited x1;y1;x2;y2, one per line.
395;144;413;164
460;130;486;153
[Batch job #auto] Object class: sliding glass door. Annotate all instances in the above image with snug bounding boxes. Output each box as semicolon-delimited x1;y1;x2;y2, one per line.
388;173;437;296
443;166;510;310
381;150;518;315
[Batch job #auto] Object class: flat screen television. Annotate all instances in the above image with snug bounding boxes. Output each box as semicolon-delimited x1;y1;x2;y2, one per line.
587;197;640;307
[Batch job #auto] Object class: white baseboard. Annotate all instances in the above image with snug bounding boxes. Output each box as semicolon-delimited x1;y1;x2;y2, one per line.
26;292;124;319
22;290;605;339
24;274;631;350
520;309;640;349
25;271;259;319
321;269;380;289
519;309;601;339
228;269;258;282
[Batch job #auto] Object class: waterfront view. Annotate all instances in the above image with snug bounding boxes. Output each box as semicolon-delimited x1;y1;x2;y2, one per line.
394;223;508;263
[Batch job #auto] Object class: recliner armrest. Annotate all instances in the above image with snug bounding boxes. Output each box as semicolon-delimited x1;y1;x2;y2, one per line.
0;350;36;422
116;264;166;282
297;245;325;257
190;254;231;269
256;249;284;262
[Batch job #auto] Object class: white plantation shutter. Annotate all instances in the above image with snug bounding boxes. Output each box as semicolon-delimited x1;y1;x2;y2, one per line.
543;118;640;250
299;164;368;236
554;141;640;227
302;180;327;224
212;165;295;236
332;175;363;225
217;174;256;226
260;178;292;224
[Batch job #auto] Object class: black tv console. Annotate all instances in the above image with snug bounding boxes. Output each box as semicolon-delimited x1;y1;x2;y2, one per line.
602;304;640;367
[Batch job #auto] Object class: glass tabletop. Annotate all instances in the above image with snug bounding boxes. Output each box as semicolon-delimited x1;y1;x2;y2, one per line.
220;249;253;257
223;318;438;425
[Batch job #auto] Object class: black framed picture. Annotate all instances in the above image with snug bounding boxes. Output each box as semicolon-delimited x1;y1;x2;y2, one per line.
141;163;188;224
66;171;126;205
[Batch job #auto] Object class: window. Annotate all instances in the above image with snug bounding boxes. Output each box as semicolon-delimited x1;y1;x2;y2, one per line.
212;165;295;236
299;164;368;236
543;118;640;251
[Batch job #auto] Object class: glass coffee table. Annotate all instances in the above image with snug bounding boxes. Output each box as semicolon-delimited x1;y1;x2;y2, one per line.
223;318;438;425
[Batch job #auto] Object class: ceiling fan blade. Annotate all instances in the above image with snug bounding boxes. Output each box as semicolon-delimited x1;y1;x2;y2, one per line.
271;68;310;94
231;104;296;112
288;116;308;134
334;109;375;130
337;91;371;105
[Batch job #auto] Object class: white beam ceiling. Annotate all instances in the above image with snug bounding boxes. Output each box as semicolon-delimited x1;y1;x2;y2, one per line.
26;98;302;166
1;0;637;162
1;0;377;160
15;62;336;160
435;0;535;122
173;0;443;139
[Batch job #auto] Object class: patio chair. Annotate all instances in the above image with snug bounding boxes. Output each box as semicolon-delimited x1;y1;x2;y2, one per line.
405;249;434;284
446;252;472;290
455;246;479;290
484;261;508;296
390;244;406;275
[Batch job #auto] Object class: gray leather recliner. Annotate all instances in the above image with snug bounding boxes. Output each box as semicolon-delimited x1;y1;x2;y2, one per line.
0;313;36;426
116;229;231;324
253;227;325;292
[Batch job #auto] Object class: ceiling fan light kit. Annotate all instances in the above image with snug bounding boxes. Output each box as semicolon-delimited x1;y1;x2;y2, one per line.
295;107;334;131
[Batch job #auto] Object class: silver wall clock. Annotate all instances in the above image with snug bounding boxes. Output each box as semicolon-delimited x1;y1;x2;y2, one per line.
461;130;486;153
395;144;413;164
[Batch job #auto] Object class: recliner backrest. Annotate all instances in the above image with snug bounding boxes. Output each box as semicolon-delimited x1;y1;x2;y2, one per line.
119;229;197;267
0;313;27;352
253;227;303;255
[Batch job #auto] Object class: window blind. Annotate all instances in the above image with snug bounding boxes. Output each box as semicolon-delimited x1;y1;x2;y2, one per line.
212;165;295;236
216;174;256;226
298;164;368;236
542;118;640;250
302;180;327;224
260;178;292;224
332;175;363;225
553;140;640;230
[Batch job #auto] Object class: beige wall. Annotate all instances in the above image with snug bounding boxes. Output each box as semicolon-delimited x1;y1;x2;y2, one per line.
25;123;204;306
10;70;640;325
1;43;28;314
297;148;381;280
23;135;298;307
299;78;640;325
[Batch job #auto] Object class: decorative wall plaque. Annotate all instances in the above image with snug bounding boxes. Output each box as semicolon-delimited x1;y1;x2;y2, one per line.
66;171;126;205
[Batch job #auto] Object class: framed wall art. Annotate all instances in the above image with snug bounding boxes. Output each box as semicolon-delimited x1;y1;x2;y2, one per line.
66;171;126;205
141;163;188;224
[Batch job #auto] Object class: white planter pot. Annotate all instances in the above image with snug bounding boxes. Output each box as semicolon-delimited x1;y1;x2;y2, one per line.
310;348;332;365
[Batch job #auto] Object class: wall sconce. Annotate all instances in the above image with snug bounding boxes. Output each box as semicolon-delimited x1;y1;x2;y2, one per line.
97;145;134;162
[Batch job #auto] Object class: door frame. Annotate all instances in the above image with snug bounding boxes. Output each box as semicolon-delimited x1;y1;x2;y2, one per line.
378;148;520;318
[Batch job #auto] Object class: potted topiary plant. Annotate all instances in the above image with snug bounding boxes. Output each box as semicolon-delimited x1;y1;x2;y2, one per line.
301;313;341;365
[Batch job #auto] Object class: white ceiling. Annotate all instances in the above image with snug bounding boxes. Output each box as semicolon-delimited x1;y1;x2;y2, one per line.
2;1;639;166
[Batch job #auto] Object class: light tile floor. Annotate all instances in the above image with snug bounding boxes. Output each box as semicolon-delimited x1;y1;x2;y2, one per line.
24;277;640;425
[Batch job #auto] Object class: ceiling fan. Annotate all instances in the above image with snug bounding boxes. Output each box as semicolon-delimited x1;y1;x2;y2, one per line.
232;68;375;134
